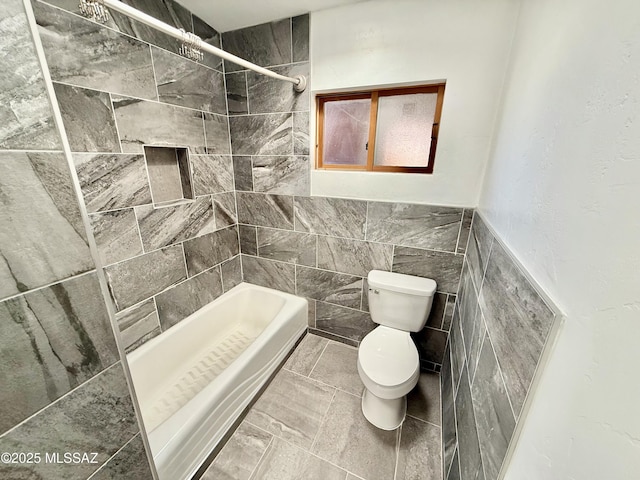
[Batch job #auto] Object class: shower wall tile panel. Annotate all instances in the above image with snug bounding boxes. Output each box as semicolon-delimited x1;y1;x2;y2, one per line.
54;83;121;152
89;209;144;266
203;113;232;154
135;197;216;251
155;265;223;331
91;434;154;480
294;196;367;239
441;343;457;478
34;2;157;100
0;273;118;433
241;255;295;294
256;227;316;266
392;246;464;294
237;192;294;229
246;63;310;114
455;366;484;480
457;209;474;254
152;47;226;114
0;151;93;300
293;111;310;155
226;71;248;115
221;255;242;292
0;363;138;478
315;301;376;343
366;202;463;252
239;224;258;255
112;95;206;154
73;153;152;212
0;0;60;150
182;225;239;276
317;236;393;277
230;113;293;156
292;15;310;62
252;155;310;196
192;14;222;71
233;156;254;191
413;327;448;366
105;244;187;311
190;154;234;195
426;292;448;329
213;192;238;228
466;214;494;290
115;298;161;353
478;239;555;417
222;18;292;72
295;266;363;309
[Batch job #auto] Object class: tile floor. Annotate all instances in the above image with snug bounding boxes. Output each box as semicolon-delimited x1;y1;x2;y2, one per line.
201;333;443;480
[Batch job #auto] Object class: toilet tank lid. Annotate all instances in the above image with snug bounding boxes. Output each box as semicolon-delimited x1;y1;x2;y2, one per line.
367;270;437;296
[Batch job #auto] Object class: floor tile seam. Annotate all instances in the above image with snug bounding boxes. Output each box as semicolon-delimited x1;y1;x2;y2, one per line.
309;388;338;453
393;422;402;480
284;364;361;399
307;339;331;378
405;414;442;430
245;432;275;480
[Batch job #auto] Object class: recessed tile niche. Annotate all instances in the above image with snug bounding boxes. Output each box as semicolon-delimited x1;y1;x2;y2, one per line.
143;146;195;207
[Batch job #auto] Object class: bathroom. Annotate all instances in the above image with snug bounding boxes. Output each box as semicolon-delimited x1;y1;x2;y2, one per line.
1;0;639;479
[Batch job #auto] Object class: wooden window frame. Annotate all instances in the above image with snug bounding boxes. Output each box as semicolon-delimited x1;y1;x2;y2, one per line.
316;83;445;174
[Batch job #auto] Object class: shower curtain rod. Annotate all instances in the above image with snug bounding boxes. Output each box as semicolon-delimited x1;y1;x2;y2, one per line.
84;0;308;92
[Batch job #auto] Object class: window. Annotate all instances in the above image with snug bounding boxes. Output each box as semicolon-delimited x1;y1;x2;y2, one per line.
316;84;445;174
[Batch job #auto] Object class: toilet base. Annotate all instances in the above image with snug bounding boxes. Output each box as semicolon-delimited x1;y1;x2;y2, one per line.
361;388;406;430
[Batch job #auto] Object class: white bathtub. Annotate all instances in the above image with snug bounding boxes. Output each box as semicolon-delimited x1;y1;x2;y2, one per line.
127;282;307;480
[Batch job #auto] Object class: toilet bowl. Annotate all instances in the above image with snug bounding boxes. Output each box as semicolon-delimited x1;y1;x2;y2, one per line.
358;270;436;430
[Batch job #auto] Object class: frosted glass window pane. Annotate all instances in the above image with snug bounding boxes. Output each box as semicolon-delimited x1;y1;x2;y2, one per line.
323;99;370;166
374;93;437;167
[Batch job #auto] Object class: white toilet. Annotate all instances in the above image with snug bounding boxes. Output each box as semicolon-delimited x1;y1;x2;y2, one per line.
357;270;437;430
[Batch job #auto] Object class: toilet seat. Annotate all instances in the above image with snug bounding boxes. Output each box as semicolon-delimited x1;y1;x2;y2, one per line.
358;326;420;399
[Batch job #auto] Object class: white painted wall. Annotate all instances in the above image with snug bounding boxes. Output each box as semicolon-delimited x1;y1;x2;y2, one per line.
478;0;640;478
310;0;520;206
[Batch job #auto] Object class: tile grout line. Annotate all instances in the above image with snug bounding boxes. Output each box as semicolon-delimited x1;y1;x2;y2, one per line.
307;340;331;378
454;209;464;253
0;268;97;305
309;388;338;453
393;422;402;480
131;204;147;255
85;432;141;480
148;44;160;102
246;434;274;480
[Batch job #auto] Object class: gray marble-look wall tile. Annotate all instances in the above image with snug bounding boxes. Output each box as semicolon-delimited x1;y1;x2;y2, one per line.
112;95;206;154
241;255;295;294
247;63;309;114
239;224;258;255
204;112;231;155
155;266;223;330
233;156;254;191
459;263;478;339
253;155;310;196
0;0;61;150
293;111;310;156
105;244;186;311
135;197;215;251
413;327;448;366
230;113;292;156
295;196;367;239
448;449;461;480
0;151;93;300
292;15;309;62
441;343;457;478
222;19;291;72
257;227;316;266
479;240;555;418
90;209;143;266
367;202;462;252
152;47;226;114
0;272;118;434
472;333;516;480
467;309;487;382
74;153;152;213
226;71;248;115
115;298;160;353
450;308;465;395
54;82;120;152
221;255;242;292
455;366;484;480
317;236;392;277
315;301;375;343
183;225;239;276
0;363;138;479
213;192;237;228
34;2;156;100
190;154;233;196
193;14;223;72
426;292;447;329
392;246;464;294
443;294;456;331
201;421;271;480
396;416;442;480
90;434;153;480
457;209;474;254
307;298;316;327
467;214;494;290
237;192;294;229
296;266;363;309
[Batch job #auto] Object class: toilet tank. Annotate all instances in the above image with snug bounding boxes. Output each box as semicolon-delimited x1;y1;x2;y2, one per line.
367;270;437;332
